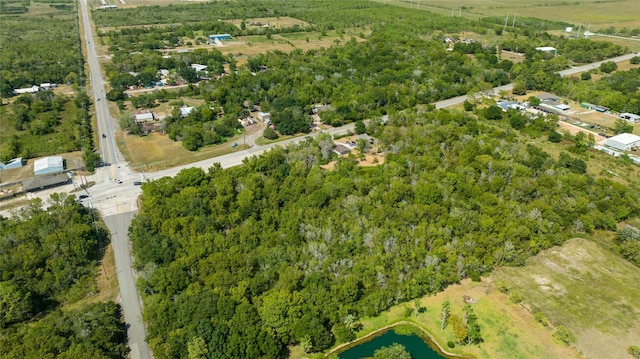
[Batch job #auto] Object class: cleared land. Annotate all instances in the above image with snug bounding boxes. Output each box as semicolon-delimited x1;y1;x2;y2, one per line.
381;0;640;30
493;238;640;359
311;237;640;359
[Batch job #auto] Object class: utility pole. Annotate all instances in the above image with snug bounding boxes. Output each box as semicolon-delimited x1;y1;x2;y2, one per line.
503;15;509;33
459;5;462;17
512;13;516;28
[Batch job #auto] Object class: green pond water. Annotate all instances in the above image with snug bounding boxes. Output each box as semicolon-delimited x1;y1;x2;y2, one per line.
338;329;447;359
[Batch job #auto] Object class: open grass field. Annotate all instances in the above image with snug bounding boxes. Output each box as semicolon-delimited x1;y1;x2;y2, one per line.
306;237;640;359
115;131;249;171
493;238;640;359
380;0;640;31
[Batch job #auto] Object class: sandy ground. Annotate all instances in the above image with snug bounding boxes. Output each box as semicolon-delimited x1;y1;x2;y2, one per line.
557;121;606;143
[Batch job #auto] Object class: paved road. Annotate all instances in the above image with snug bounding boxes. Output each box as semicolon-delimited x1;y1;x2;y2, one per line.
80;0;123;167
104;213;148;359
79;1;150;358
557;52;639;77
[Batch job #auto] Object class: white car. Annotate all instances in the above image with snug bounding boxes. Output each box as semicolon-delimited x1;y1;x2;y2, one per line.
115;178;123;184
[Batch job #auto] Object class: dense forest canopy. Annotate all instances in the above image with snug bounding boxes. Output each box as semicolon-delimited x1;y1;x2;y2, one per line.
130;110;639;358
0;194;128;358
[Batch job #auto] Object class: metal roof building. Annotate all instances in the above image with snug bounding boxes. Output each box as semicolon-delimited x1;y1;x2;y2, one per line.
606;133;640;151
33;156;64;176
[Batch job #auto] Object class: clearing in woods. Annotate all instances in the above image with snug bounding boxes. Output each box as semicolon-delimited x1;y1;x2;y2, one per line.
310;238;640;359
492;238;640;359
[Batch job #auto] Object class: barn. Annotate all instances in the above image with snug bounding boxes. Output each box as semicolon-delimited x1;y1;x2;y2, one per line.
33;156;64;176
606;133;640;151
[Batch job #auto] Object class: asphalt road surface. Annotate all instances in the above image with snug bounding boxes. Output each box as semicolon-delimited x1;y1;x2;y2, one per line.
104;213;149;359
80;0;122;167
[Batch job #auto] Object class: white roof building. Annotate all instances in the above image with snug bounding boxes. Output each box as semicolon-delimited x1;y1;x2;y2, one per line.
180;106;195;117
606;133;640;151
134;112;154;123
34;156;64;176
191;64;207;72
14;85;40;94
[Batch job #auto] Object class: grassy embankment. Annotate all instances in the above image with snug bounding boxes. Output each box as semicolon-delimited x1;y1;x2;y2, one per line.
292;237;640;359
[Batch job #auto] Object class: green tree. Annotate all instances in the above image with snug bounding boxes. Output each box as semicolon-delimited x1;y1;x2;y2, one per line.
263;126;279;140
600;61;617;74
528;96;541;107
629;345;640;359
580;71;592;81
188;336;208;359
614;119;634;134
441;300;450;330
449;314;468;344
0;281;33;328
119;112;141;135
373;343;412;359
463;100;474;111
355;120;366;135
484;105;504;120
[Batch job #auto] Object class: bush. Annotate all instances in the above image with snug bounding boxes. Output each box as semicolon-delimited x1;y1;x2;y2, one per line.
509;291;523;303
463;100;474;111
484;105;504;120
628;345;640;359
580;71;592;81
630;56;640;65
548;131;563;143
534;311;549;327
599;61;617;74
552;325;575;345
263;126;279;140
447;341;455;349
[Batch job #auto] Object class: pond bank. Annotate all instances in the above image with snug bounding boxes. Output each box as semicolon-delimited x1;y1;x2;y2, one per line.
324;320;473;359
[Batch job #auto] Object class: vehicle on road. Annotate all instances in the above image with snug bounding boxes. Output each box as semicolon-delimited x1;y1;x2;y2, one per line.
115;178;123;184
78;194;89;200
133;181;142;186
102;133;106;138
97;98;101;101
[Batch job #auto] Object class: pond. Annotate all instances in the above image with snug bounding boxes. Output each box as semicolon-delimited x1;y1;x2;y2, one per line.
338;329;448;359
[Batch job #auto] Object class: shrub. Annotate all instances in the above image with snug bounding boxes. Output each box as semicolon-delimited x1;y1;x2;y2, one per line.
509;291;523;303
263;126;279;140
628;345;640;359
630;56;640;65
553;325;575;345
580;71;592;81
534;311;549;327
548;131;563;143
447;341;455;349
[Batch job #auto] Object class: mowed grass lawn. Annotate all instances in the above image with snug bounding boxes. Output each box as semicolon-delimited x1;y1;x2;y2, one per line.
116;131;249;172
493;238;640;359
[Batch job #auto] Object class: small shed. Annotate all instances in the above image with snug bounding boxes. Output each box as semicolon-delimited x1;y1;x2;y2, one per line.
333;144;351;156
33;156;64;176
0;157;24;170
257;112;271;123
555;104;571;111
191;64;207;72
606;133;640;151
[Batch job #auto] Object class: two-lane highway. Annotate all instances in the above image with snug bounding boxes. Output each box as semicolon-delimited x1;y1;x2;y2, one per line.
79;1;150;359
80;0;121;167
